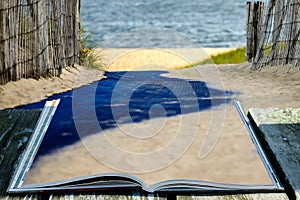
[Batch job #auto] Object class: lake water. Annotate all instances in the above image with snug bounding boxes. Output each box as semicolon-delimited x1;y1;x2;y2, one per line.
81;0;248;48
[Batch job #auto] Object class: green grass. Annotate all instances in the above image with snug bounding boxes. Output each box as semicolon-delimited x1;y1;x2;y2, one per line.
184;47;246;68
209;46;246;64
80;28;105;70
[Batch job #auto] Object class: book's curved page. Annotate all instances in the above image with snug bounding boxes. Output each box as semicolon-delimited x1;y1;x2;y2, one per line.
9;71;282;193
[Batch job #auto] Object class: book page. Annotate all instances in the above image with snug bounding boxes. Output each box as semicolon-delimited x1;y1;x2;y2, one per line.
21;70;274;190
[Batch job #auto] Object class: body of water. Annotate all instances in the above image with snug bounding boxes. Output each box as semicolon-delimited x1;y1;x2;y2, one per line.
81;0;248;48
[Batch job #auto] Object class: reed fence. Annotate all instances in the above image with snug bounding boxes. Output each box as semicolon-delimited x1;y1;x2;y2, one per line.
247;0;300;69
0;0;81;85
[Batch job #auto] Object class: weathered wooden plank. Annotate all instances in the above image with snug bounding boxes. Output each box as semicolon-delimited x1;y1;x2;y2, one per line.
73;0;81;65
8;0;19;82
248;108;300;200
64;0;75;67
50;0;63;76
3;1;9;82
0;192;291;200
287;0;299;65
0;1;5;84
271;0;283;66
252;2;259;60
246;2;254;62
247;1;265;63
35;0;47;77
49;191;165;200
0;109;42;194
253;0;275;69
179;193;288;200
1;192;165;200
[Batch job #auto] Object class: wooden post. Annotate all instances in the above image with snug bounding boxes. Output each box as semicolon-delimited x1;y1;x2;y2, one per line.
256;2;264;58
246;2;254;62
52;0;61;76
3;1;10;81
36;0;50;77
33;0;50;78
34;0;40;77
28;0;36;78
292;0;300;69
73;0;81;65
246;1;265;63
280;0;293;65
0;1;5;84
253;2;259;60
253;0;275;69
64;0;75;67
9;0;19;81
271;0;283;66
286;0;299;65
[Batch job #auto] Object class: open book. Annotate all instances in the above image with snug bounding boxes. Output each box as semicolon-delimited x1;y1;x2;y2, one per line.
18;172;279;193
8;99;282;193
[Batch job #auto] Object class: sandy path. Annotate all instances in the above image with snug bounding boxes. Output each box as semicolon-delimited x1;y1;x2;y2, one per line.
0;65;105;109
217;63;300;110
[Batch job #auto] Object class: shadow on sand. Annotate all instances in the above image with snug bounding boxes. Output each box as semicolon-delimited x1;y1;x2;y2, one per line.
18;71;236;155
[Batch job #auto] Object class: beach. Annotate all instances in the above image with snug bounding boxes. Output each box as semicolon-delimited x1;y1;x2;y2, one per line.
1;48;299;187
0;48;234;109
1;48;299;110
0;65;105;110
98;48;236;71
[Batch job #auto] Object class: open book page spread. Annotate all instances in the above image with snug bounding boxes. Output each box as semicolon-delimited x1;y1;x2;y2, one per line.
20;71;274;191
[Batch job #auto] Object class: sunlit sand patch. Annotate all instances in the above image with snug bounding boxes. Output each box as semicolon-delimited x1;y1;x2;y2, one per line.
96;48;236;71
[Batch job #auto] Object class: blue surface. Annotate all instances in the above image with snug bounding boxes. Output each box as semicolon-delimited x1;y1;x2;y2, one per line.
18;71;234;155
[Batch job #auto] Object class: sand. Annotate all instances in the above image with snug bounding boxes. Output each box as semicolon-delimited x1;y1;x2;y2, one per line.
1;48;300;189
0;48;234;110
0;65;105;109
97;48;236;71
